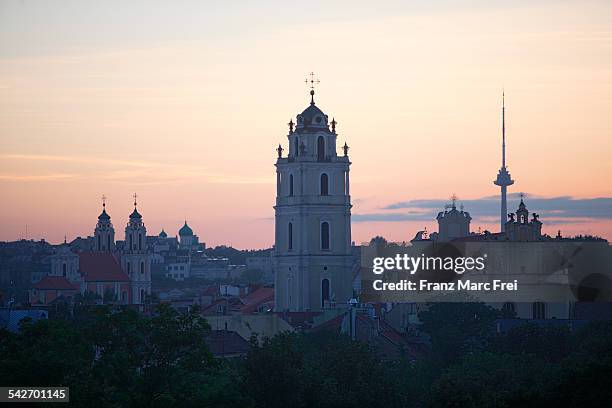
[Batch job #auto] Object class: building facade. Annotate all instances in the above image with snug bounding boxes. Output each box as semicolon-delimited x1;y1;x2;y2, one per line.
274;87;354;311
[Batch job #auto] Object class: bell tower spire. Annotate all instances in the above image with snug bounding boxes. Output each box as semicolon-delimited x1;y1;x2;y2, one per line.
94;194;115;252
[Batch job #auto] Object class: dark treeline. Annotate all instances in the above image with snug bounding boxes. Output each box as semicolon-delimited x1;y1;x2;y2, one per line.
1;303;612;407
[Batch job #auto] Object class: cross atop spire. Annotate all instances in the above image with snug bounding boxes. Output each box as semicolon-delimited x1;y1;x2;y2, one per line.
133;193;138;208
101;194;107;208
305;72;320;105
451;193;458;208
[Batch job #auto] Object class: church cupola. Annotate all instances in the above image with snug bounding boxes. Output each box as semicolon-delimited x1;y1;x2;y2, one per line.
125;194;147;253
516;196;529;224
295;101;329;131
435;195;472;241
178;220;200;250
94;195;115;252
504;194;543;241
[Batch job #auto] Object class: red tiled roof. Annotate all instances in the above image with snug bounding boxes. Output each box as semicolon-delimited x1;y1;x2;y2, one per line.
33;276;78;290
79;252;129;282
240;287;274;314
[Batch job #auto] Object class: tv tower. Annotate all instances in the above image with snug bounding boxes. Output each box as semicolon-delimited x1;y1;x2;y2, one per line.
494;92;514;232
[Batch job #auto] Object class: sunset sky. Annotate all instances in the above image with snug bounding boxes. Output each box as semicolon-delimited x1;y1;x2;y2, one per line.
1;0;611;248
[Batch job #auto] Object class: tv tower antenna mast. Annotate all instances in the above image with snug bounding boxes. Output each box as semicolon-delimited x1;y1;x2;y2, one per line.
494;91;514;233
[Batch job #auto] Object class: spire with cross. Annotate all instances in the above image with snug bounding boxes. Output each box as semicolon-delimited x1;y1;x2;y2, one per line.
305;72;320;105
133;193;138;208
102;194;107;209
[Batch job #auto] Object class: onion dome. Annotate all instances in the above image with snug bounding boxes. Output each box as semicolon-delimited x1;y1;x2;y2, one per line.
98;208;110;221
179;221;193;236
129;208;142;219
159;229;168;238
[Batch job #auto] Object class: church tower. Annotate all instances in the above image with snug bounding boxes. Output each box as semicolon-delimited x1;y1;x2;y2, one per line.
274;75;354;311
94;195;115;252
121;194;152;304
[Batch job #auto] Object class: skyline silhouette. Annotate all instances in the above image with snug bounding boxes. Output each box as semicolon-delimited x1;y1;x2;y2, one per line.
1;0;611;247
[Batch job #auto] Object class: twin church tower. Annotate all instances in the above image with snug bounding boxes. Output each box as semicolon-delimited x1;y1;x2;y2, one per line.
274;77;354;311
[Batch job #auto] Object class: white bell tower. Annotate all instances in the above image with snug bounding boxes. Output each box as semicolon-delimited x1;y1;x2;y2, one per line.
274;75;354;311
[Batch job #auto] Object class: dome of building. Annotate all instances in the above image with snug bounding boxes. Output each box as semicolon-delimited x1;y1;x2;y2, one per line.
98;208;110;221
179;221;193;236
159;229;167;238
295;91;329;130
129;208;142;219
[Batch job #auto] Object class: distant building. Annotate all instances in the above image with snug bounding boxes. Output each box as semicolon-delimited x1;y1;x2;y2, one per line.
503;197;543;241
29;196;152;306
432;196;471;242
410;197;611;321
178;221;204;251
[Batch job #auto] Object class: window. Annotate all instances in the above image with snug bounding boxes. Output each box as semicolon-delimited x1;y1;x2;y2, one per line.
289;174;294;196
62;263;67;277
317;136;325;161
129;235;133;250
97;235;101;251
140;289;145;303
294;137;299;157
288;222;293;250
140;261;145;274
127;262;131;274
320;173;329;196
532;302;546;319
502;302;516;315
321;222;330;250
138;234;142;250
321;278;330;308
107;235;111;250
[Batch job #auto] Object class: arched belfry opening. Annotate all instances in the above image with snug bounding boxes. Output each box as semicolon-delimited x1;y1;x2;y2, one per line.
317;136;325;161
321;222;330;250
320;173;329;196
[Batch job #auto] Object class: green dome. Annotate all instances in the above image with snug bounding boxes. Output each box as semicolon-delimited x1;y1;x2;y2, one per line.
179;221;193;236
